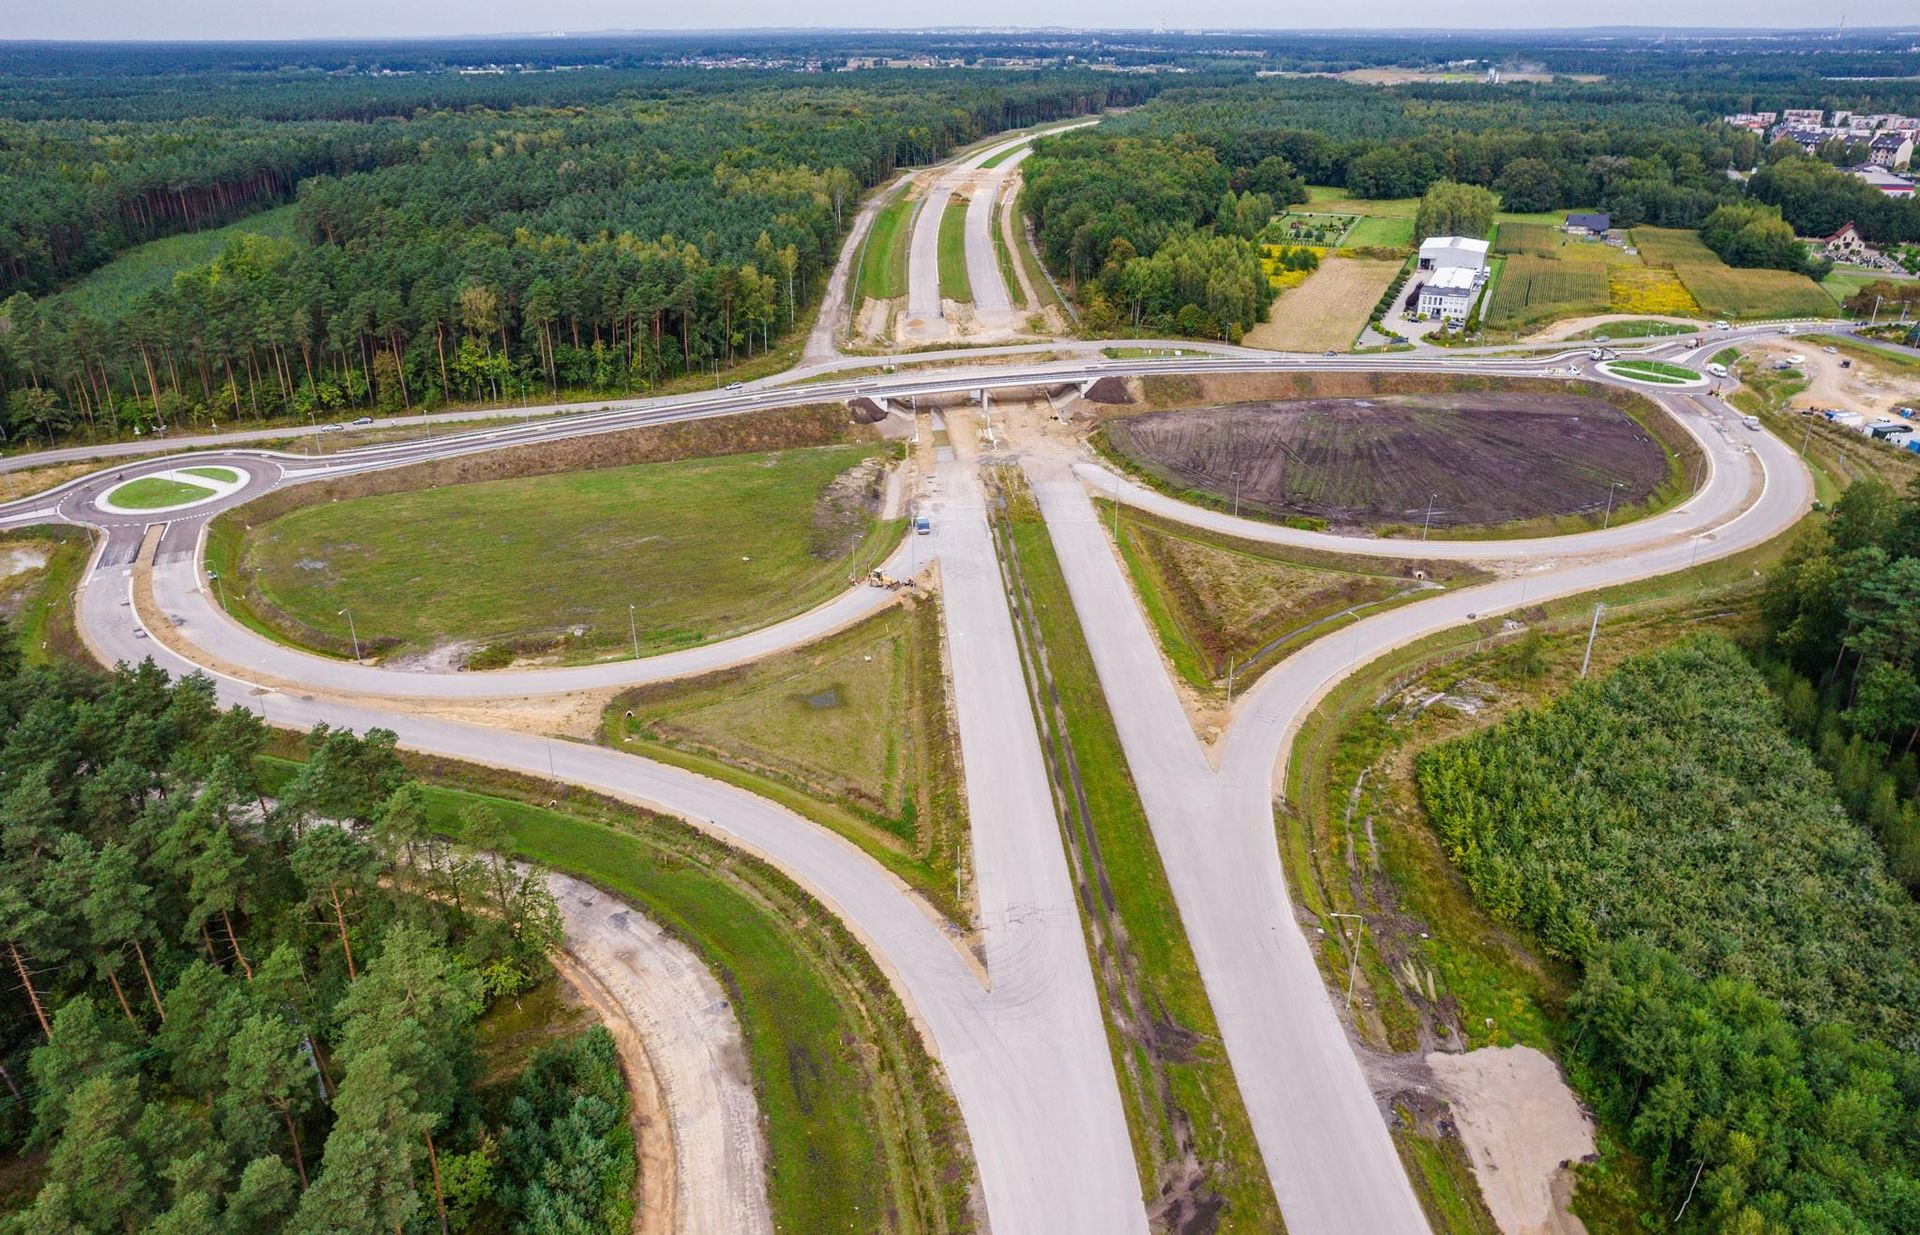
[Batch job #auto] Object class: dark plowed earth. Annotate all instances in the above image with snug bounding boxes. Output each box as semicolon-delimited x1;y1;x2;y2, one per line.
1106;393;1670;531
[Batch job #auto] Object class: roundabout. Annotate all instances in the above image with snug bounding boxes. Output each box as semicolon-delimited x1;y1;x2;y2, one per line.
97;464;251;514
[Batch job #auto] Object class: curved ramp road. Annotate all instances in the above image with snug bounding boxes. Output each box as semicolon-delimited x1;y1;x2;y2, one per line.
13;331;1819;1235
1034;384;1810;1234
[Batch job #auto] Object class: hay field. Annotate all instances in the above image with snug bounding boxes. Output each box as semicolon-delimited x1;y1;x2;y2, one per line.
1243;255;1404;352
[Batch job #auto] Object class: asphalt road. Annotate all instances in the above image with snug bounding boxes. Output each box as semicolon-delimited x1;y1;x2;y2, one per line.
25;330;1821;1234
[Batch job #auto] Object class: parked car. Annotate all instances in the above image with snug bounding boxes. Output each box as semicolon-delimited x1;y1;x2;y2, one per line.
1787;354;1806;365
1823;346;1837;354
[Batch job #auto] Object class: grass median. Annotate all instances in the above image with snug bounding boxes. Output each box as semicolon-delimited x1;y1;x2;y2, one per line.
988;467;1284;1231
259;748;978;1235
937;195;973;304
858;186;914;304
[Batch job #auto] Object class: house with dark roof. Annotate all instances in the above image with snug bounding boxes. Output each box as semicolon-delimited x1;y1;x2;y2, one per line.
1870;132;1914;169
1564;212;1611;237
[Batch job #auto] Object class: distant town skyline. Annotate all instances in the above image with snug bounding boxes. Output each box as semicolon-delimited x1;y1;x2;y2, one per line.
3;4;1915;42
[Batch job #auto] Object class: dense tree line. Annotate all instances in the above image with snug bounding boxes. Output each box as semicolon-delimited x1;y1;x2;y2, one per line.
1019;132;1287;338
1418;636;1920;1233
0;78;1130;445
0;635;630;1233
1747;153;1920;248
1698;202;1820;275
1760;476;1920;885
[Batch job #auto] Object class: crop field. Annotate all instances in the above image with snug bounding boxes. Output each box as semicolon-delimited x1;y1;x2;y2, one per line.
1243;255;1405;352
231;443;898;664
1485;256;1609;329
1630;227;1720;265
1101;393;1672;531
1670;264;1837;320
1605;265;1700;316
1492;222;1562;256
857;187;914;303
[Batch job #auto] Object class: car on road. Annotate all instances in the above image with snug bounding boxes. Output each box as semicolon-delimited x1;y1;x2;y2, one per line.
1594;334;1611;343
351;416;374;426
1714;320;1730;329
1322;350;1338;357
322;423;345;431
725;381;744;391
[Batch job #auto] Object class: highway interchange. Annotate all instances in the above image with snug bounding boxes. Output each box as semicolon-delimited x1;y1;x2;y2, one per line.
0;123;1846;1235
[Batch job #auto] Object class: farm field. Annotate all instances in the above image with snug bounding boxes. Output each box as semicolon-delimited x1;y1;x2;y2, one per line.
1243;254;1404;351
52;204;299;315
1100;393;1673;532
857;186;914;304
226;443;898;665
1485;255;1609;329
1605;265;1700;315
1633;226;1835;319
938;193;973;303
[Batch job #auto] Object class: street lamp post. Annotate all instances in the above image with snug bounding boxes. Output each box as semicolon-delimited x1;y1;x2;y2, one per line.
1421;492;1437;541
338;608;361;661
1603;480;1624;529
629;603;640;660
1328;912;1366;1009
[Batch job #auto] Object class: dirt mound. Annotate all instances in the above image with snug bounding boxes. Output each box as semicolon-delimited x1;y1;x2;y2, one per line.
847;396;889;424
1084;376;1134;404
1103;393;1670;532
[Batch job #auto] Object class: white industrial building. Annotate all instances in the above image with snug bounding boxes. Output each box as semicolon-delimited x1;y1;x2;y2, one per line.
1416;266;1479;321
1417;235;1490;273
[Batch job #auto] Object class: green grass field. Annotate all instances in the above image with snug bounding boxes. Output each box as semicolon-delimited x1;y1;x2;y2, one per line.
1484;256;1610;329
996;475;1283;1230
857;188;914;303
1818;267;1918;306
937;194;973;303
108;476;216;508
0;525;91;666
258;754;974;1235
229;444;899;663
182;466;239;483
604;602;970;927
1346;215;1415;249
1571;319;1697;340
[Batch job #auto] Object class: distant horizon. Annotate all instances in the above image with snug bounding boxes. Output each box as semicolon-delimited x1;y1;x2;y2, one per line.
5;14;1918;44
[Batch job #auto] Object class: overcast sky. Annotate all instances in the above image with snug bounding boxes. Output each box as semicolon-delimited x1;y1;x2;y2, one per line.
1;1;1909;41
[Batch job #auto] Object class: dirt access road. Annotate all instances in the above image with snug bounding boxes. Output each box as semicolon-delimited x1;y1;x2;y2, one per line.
551;872;772;1235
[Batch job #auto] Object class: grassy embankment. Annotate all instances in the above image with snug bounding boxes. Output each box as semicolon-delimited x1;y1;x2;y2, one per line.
1569;319;1695;340
857;185;915;307
1108;372;1700;542
257;750;975;1235
602;600;971;929
986;467;1284;1231
1104;501;1489;697
989;200;1025;310
0;525;93;666
208;413;899;666
937;195;973;304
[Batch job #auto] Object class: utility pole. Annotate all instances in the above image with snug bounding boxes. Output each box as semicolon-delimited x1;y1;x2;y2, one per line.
1421;492;1437;540
629;603;640;659
338;607;361;661
1579;602;1606;678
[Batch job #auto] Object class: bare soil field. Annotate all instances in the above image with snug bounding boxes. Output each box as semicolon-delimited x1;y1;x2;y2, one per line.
1103;393;1670;531
1244;255;1404;352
